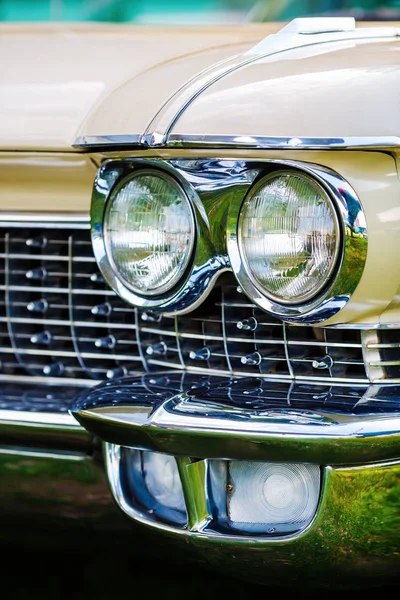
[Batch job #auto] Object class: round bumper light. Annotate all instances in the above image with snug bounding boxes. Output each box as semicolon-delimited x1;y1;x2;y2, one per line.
238;171;340;304
227;461;320;534
104;170;195;297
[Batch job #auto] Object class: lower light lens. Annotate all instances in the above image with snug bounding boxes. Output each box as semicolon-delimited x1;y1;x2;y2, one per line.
123;448;187;526
142;451;186;512
227;461;320;534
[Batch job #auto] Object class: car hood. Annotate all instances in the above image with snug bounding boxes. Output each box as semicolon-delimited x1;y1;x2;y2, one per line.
0;22;276;151
1;23;399;151
170;33;400;141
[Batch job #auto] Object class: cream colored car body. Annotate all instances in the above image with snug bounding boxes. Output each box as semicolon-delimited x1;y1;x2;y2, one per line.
2;20;400;587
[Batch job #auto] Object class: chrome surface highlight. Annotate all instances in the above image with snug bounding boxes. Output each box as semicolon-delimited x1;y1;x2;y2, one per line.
73;134;400;151
166;135;400;150
72;373;400;465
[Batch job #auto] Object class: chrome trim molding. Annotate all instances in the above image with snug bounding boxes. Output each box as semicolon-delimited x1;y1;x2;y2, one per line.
166;134;400;150
0;410;81;428
73;134;400;151
0;446;86;460
0;409;90;452
74;135;142;148
0;212;90;227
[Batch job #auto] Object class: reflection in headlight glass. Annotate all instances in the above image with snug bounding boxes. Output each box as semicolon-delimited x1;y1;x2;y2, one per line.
239;172;339;303
105;171;194;296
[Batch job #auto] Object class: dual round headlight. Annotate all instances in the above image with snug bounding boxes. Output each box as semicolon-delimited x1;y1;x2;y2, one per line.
104;170;195;297
238;171;340;305
98;164;346;317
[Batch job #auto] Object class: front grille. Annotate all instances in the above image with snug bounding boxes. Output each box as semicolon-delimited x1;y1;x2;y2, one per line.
0;222;397;385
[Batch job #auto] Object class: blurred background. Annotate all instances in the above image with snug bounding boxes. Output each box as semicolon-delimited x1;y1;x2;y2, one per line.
0;0;399;24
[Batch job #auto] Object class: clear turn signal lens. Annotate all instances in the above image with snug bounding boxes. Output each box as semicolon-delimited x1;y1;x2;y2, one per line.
104;170;195;297
226;461;320;535
239;171;340;304
123;448;187;526
142;451;186;512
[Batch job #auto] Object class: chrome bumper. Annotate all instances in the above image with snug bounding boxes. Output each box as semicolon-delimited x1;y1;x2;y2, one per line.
72;373;400;465
2;373;400;587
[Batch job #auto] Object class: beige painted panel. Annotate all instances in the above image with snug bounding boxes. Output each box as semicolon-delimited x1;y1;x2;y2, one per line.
78;45;251;139
172;38;400;138
0;153;96;213
0;22;275;151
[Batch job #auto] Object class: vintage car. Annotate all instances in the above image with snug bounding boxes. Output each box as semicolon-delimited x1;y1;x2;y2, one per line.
1;15;400;588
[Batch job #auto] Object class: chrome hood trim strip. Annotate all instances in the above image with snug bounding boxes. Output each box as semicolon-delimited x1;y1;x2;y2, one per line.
73;134;400;151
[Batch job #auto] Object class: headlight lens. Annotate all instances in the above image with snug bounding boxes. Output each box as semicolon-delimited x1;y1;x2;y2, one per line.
104;170;195;297
238;171;340;304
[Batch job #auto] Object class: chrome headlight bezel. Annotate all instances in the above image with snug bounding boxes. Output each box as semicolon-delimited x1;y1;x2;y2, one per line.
227;161;367;323
91;158;221;314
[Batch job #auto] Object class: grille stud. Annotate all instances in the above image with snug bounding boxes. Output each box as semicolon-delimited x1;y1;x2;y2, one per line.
189;347;211;361
106;367;127;379
26;235;47;248
95;335;116;349
25;267;47;280
27;299;48;313
30;331;52;346
141;312;162;323
237;317;258;331
91;302;112;316
146;342;167;356
43;362;64;376
241;352;262;366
